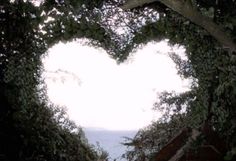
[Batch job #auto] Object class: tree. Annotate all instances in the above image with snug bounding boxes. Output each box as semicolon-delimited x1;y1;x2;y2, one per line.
95;0;236;160
0;0;108;161
122;113;189;161
121;0;236;52
1;0;236;160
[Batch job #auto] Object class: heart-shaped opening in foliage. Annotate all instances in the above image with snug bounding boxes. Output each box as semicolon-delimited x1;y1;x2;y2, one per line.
2;1;235;161
43;39;189;131
42;39;189;160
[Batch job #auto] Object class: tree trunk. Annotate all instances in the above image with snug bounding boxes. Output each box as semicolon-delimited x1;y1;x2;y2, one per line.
121;0;236;53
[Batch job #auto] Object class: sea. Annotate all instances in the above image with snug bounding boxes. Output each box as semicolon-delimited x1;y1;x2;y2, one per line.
84;128;137;161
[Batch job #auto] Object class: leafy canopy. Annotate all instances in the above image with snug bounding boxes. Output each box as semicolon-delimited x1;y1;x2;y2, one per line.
1;0;236;161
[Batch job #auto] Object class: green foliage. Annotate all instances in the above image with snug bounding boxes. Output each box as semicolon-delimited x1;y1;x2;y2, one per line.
0;0;107;161
122;114;188;161
102;0;236;160
94;142;110;161
1;0;236;160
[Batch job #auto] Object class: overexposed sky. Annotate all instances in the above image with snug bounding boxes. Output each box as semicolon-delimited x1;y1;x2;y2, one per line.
43;40;188;131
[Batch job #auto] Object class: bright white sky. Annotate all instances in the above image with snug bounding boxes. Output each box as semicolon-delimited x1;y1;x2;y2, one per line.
42;40;189;131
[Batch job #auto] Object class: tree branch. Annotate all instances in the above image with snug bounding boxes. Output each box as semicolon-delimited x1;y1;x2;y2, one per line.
121;0;236;52
120;0;157;10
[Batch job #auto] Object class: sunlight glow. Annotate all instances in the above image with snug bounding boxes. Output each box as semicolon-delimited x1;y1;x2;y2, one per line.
42;40;189;130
